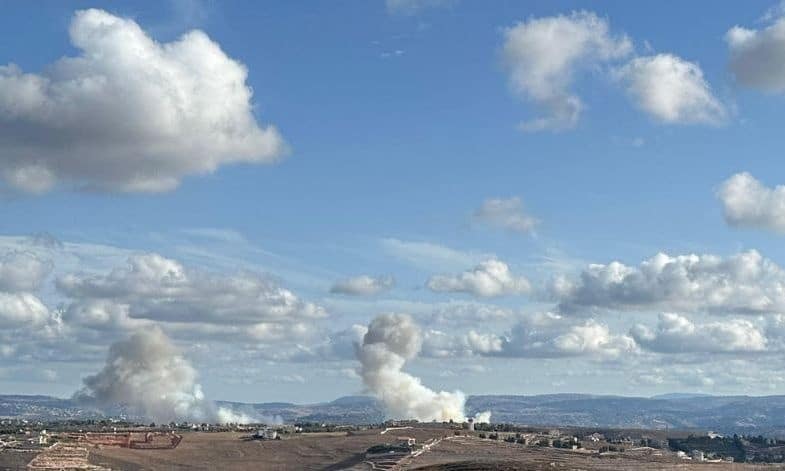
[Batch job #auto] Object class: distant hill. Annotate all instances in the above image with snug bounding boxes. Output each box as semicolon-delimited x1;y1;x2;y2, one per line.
216;395;384;424
651;393;714;400
465;394;785;436
7;393;785;436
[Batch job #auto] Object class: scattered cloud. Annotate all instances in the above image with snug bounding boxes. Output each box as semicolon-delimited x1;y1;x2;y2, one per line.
0;251;52;292
427;259;531;297
0;9;285;194
58;253;325;327
502;11;632;131
467;312;636;359
330;275;395;296
0;248;55;329
428;303;514;325
0;292;51;328
614;54;726;124
502;11;727;129
380;50;405;59
385;0;453;15
727;13;785;92
473;197;539;235
718;172;785;233
421;328;474;358
631;313;767;353
550;250;785;314
54;252;327;354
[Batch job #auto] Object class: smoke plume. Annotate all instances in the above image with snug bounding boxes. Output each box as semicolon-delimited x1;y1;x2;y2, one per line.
75;327;250;424
357;314;490;423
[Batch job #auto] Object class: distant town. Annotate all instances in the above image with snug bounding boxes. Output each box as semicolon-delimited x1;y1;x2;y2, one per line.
5;393;785;469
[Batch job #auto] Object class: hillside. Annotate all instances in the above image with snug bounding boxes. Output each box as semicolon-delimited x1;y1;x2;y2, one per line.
5;393;785;436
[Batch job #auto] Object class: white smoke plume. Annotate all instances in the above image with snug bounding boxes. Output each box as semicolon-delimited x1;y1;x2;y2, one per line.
75;327;250;424
357;314;490;423
473;410;492;424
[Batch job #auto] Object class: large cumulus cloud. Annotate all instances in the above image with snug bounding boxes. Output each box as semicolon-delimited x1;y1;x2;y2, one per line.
0;9;285;193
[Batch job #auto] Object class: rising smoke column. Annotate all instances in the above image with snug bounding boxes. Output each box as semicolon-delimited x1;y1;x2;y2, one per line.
75;327;249;423
357;314;489;423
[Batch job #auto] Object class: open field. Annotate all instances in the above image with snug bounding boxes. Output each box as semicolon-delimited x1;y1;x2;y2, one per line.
0;449;35;471
79;428;785;471
87;429;453;470
405;436;785;470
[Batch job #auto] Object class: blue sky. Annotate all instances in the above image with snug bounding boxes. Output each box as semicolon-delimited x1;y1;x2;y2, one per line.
3;0;785;408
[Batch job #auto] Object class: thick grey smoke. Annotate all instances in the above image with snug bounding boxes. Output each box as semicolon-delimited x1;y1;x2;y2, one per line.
357;314;490;423
76;327;249;423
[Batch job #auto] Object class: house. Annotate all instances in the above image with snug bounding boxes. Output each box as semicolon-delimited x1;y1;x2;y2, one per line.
588;433;605;442
253;428;278;440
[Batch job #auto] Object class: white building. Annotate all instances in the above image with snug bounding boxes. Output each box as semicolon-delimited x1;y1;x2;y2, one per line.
253;428;278;440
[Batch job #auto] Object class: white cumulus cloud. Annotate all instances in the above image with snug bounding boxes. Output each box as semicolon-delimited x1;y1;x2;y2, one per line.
727;14;785;92
56;253;326;354
0;250;53;329
58;253;324;326
631;313;767;353
615;54;726;124
502;11;632;131
467;312;636;359
0;251;52;293
0;9;285;193
551;250;785;314
718;172;785;233
0;293;50;328
427;259;531;297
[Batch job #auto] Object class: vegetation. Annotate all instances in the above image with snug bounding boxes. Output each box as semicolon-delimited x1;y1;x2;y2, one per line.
366;444;411;455
668;435;746;462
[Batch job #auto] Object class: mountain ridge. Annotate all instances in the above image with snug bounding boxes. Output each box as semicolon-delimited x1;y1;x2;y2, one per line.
5;393;785;436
